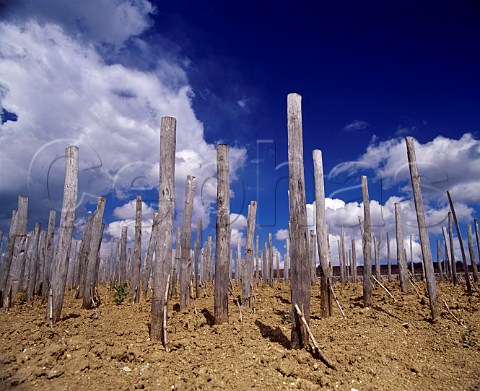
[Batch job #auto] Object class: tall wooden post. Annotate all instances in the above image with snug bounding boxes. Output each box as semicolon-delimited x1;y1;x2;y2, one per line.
310;230;317;284
214;144;230;324
180;175;196;310
395;203;409;292
171;226;181;296
447;191;472;294
285;237;290;281
405;136;440;319
448;212;458;285
351;239;357;284
242;201;257;307
151;116;176;343
119;226;128;285
437;239;444;282
194;219;202;299
82;197;106;309
362;176;373;306
442;227;452;281
475;219;480;281
376;232;382;280
142;212;158;298
268;233;274;286
287;93;310;349
27;223;41;302
262;244;267;281
410;235;414;276
339;228;346;284
467;224;479;283
131;196;142;303
386;232;392;282
48;146;78;324
255;235;259;283
42;210;56;299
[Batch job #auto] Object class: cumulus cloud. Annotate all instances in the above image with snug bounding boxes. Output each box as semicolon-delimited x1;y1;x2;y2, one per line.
275;229;289;241
0;2;247;235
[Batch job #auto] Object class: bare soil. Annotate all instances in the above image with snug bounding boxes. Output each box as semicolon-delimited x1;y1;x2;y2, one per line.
1;281;479;390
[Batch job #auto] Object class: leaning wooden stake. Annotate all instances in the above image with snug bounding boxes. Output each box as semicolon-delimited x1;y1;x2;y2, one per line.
329;283;347;319
372;276;396;302
405;136;441;319
214;144;230;324
448;212;458;285
447;191;472;294
361;176;373;306
47;146;78;324
151;116;176;342
287;93;311;348
294;304;336;369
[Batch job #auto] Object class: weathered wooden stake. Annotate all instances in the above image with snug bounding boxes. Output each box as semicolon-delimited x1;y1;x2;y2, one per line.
214;144;230;324
151;116;176;342
132;196;142;303
180;175;196;310
447;191;472;294
467;224;479;283
287;93;310;348
242;201;257;307
27;223;41;303
362;176;373;306
339;228;346;284
437;240;444;282
448;212;458;285
386;232;392;282
47;146;78;324
194;218;202;299
142;212;158;298
82;197;105;309
406;136;440;319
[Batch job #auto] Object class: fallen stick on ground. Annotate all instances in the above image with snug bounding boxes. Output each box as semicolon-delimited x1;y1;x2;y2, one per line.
329;284;347;319
294;304;336;369
443;299;467;329
372;276;396;302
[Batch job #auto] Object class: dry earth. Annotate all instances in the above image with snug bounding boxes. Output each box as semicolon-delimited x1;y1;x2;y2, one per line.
0;280;479;390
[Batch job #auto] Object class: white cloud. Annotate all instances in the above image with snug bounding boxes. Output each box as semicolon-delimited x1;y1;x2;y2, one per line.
344;120;369;131
113;200;155;220
0;6;246;233
275;229;289;241
230;213;247;230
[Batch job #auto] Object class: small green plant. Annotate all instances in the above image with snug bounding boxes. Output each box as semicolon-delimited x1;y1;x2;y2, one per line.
112;283;128;305
461;327;477;348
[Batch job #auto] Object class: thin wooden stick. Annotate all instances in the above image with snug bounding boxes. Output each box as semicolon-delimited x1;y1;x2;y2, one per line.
443;299;467;329
294;304;336;369
229;280;243;322
49;288;53;329
250;283;257;314
163;274;170;352
372;276;396;302
190;279;198;315
329;283;347;319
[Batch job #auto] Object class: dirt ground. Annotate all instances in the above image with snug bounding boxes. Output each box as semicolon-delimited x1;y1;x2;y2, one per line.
0;280;479;390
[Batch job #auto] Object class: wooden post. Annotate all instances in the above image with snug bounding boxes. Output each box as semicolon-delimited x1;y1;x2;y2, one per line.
242;201;257;307
82;197;106;309
410;235;414;277
287;93;310;349
0;211;17;303
375;232;382;280
405;136;440;319
442;227;452;281
386;232;392;282
255;235;259;283
362;176;373;306
475;219;480;281
437;239;444;282
47;146;78;324
262;245;267;282
339;228;346;284
448;212;458;285
447;191;472;294
131;196;142;303
467;224;479;283
394;203;409;292
194;218;202;299
214;144;230;324
310;230;317;284
171;226;181;296
268;233;274;286
351;239;357;284
151;116;176;343
236;237;242;282
35;230;47;295
142;212;158;298
27;223;41;303
206;235;212;283
42;210;56;299
285;237;290;281
119;226;128;285
180;175;196;310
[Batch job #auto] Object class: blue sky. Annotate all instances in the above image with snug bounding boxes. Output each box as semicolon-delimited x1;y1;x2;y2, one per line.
1;1;480;267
